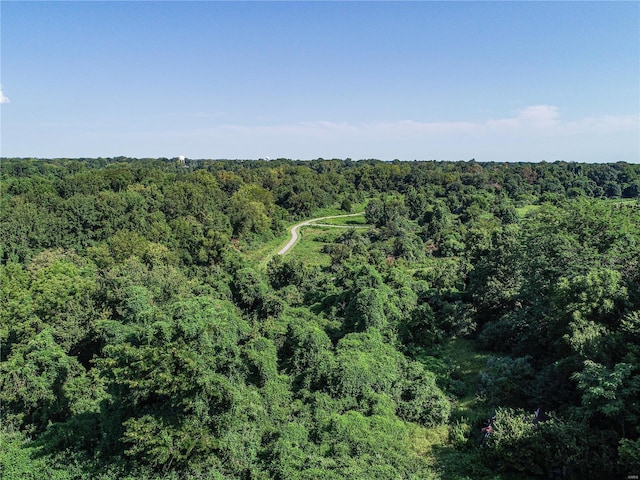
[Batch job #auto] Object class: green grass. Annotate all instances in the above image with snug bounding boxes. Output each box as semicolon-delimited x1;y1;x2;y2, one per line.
515;204;540;217
281;215;370;266
441;337;495;418
246;234;290;269
407;422;449;460
252;210;370;269
408;338;513;480
280;226;345;266
310;200;368;218
317;214;367;226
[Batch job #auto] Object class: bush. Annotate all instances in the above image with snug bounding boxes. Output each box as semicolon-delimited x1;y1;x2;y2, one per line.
484;408;621;479
477;356;535;406
397;362;451;427
619;438;640;477
449;417;472;447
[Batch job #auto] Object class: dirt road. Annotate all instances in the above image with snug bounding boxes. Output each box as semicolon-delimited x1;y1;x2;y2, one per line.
277;212;364;255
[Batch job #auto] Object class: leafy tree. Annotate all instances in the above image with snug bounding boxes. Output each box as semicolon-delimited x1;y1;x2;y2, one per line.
485;407;620;479
282;314;334;391
231;267;269;312
2;157;639;478
28;250;98;354
0;196;54;262
330;329;403;408
478;356;535;407
405;186;429;221
318;410;414;479
0;430;73;480
468;227;522;323
572;360;639;437
162;170;224;221
228;184;275;239
344;288;388;333
619;438;640;476
0;262;33;355
98;297;252;471
397;361;451;426
364;196;408;229
340;198;352;213
0;329;98;434
401;302;438;347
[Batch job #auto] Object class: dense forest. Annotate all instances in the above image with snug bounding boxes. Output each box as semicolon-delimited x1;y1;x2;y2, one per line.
1;157;639;479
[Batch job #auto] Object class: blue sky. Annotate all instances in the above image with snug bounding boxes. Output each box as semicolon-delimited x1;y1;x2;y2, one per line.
1;1;638;162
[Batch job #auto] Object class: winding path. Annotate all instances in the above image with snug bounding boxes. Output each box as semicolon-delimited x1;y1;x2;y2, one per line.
278;212;365;255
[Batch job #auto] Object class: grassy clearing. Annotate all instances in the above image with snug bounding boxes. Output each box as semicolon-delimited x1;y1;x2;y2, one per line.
443;338;490;392
280;226;344;266
408;423;450;458
408;337;500;480
310;201;368;218
245;234;289;269
253;211;369;269
516;204;540;217
442;337;494;418
318;214;367;226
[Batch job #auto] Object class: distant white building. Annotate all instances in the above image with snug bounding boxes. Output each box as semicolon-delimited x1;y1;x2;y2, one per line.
178;155;186;164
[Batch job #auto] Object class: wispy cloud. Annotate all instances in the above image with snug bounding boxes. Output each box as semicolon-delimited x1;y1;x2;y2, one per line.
12;105;633;162
375;105;636;138
0;86;9;104
484;105;638;136
186;105;638;161
208;105;637;141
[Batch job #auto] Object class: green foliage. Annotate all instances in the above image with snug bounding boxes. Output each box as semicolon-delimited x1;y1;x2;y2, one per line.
340;198;353;213
28;250;98;353
619;438;640;475
344;287;389;332
485;408;620;479
572;360;639;431
2;158;639;479
331;329;403;406
364;195;408;229
402;302;439;346
555;267;628;325
483;408;568;477
0;431;72;480
97;297;253;470
468;228;521;322
228;184;275;238
321;410;412;477
397;361;451;426
284;316;334;390
232;267;269;311
0;329;101;434
0;262;33;352
478;356;535;407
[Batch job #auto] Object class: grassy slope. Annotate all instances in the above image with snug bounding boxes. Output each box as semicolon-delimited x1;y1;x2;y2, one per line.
408;337;503;480
252;207;370;269
280;225;343;267
443;337;494;419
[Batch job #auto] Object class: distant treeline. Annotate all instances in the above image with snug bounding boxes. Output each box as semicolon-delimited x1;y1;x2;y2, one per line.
2;158;638;263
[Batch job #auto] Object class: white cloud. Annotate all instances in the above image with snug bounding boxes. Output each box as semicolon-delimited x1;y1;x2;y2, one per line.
207;105;637;143
16;105;631;162
0;86;9;104
517;104;560;128
192;106;637;161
